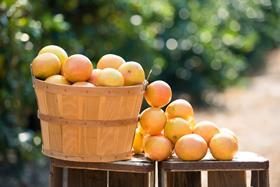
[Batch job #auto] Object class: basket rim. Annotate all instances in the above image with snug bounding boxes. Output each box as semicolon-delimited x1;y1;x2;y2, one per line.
32;76;147;90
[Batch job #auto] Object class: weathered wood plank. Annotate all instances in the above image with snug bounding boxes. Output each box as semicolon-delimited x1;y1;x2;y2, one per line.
109;171;150;187
51;154;154;173
49;164;63;187
208;171;246;187
251;170;260;187
67;169;107;187
161;152;269;171
167;172;201;187
259;170;269;187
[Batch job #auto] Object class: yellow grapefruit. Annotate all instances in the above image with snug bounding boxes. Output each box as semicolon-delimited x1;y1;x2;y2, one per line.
118;61;145;85
140;107;167;135
164;117;192;144
32;53;61;79
144;135;173;161
144;80;172;108
97;54;125;69
175;134;208;161
209;133;238;160
193;121;220;144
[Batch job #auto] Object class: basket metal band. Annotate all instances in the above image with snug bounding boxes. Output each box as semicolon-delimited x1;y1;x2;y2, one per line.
38;112;138;126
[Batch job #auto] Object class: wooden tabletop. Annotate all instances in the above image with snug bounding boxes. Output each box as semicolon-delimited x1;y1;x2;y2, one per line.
160;151;269;171
51;151;268;173
51;154;154;173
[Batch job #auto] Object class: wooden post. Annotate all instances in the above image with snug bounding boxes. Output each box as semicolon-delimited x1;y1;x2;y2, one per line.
251;170;269;187
208;171;246;187
49;163;63;187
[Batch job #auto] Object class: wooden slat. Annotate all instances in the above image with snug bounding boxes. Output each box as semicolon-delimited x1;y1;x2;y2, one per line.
208;171;246;187
259;170;269;187
49;164;63;187
67;169;107;187
166;172;201;187
51;155;154;173
251;170;260;187
109;171;150;187
161;152;269;171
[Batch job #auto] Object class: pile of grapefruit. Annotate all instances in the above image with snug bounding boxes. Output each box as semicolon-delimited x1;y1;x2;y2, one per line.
133;81;239;161
31;45;239;162
31;45;145;86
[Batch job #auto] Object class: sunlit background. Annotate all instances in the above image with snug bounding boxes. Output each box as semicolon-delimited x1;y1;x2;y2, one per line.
1;0;280;186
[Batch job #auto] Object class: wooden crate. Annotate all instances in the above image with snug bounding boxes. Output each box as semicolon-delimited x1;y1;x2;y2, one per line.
49;154;154;187
32;78;145;162
159;151;269;187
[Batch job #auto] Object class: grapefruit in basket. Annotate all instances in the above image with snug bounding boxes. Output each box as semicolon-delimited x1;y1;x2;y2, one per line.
32;53;61;79
39;45;68;64
118;61;145;86
72;82;95;87
88;69;101;85
97;54;125;69
45;75;70;85
38;45;68;71
63;54;93;82
96;68;124;87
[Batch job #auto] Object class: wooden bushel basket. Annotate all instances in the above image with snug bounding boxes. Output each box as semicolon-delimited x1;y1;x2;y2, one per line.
32;78;145;162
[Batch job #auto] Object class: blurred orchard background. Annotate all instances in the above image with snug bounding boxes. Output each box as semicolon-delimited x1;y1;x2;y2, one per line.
1;0;280;186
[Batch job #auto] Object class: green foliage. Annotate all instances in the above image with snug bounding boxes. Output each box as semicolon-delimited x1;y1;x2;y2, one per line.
0;0;280;182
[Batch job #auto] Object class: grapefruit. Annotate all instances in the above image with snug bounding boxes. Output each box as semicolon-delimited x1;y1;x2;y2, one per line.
38;45;68;73
140;107;167;135
88;69;101;85
118;61;145;85
209;133;238;160
96;68;124;87
45;75;70;85
175;134;208;161
220;128;238;142
166;99;194;120
132;129;144;154
32;53;61;79
164;117;192;144
144;135;173;161
137;122;147;135
144;80;172;108
97;54;125;69
193;121;220;144
39;45;68;65
63;54;93;83
72;82;95;87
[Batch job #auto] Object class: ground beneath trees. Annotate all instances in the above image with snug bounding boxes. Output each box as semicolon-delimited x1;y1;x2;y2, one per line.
195;49;280;187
